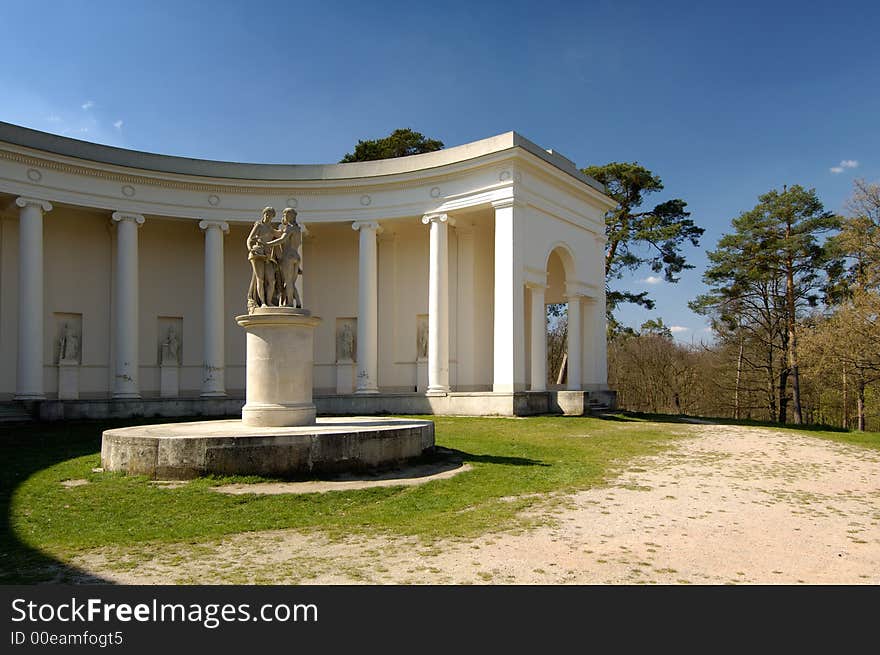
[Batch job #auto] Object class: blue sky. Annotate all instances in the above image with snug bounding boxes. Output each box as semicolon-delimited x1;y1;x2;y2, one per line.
2;0;878;339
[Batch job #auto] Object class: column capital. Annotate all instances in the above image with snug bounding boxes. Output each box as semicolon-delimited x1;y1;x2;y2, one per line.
352;220;382;233
112;211;145;227
525;281;548;290
421;213;455;227
564;281;592;300
199;219;230;234
16;197;52;212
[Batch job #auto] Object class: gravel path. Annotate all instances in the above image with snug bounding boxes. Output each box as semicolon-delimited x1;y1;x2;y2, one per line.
73;424;880;584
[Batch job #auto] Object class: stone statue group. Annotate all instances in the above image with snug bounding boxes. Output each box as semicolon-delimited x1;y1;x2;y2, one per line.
247;206;303;313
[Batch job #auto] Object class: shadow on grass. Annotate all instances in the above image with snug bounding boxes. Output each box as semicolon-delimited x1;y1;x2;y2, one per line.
586;413;645;423
684;415;852;433
0;415;227;584
0;419;113;583
1;417;548;584
456;451;548;467
592;410;855;433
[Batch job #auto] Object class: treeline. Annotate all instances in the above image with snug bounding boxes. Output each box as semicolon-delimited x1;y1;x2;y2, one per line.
608;179;880;431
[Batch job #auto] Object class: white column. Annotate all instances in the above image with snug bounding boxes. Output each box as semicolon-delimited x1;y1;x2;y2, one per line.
594;288;608;386
566;295;582;390
529;284;547;392
14;197;52;400
422;213;453;393
111;212;145;399
492;199;526;392
352;220;381;393
581;298;597;388
456;224;475;390
199;220;229;397
295;223;308;307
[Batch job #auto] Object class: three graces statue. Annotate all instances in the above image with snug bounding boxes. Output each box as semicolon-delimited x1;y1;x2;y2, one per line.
246;206;304;313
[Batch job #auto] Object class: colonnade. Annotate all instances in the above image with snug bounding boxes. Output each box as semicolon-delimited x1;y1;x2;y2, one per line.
12;197;596;399
13;198;231;400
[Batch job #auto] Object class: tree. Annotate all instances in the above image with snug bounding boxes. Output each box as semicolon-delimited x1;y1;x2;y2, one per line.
581;162;703;319
834;179;880;290
607;319;700;415
801;290;880;430
691;185;839;424
340;128;443;163
546;310;568;386
638;317;673;339
691;235;791;422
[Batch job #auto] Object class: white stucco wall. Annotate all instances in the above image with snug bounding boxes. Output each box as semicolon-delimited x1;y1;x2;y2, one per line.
44;208;112;397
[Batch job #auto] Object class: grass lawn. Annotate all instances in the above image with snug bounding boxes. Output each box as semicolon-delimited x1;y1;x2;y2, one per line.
1;414;687;583
810;429;880;451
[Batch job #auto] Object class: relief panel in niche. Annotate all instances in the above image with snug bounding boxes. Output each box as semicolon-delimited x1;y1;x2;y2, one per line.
54;313;82;365
336;318;357;363
158;316;183;366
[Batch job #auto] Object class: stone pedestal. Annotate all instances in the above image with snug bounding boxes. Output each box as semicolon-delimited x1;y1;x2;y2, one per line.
57;361;79;400
236;307;321;427
416;358;428;393
336;361;355;394
160;364;180;398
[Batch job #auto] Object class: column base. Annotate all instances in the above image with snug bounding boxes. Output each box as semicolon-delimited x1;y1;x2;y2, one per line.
200;391;227;398
14;393;46;401
492;383;527;393
416;359;428;393
160;365;180;399
112;392;142;400
355;388;380;395
427;385;450;393
242;402;316;427
336;362;355;395
58;363;80;400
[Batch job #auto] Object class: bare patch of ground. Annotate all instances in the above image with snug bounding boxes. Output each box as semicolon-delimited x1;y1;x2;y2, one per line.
71;424;880;584
213;461;472;495
60;479;89;488
149;480;189;489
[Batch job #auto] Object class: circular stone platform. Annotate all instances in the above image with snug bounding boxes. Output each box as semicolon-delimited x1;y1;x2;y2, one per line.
101;417;434;480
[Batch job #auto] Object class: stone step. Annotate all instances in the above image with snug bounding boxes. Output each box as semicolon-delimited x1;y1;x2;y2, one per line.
0;402;35;423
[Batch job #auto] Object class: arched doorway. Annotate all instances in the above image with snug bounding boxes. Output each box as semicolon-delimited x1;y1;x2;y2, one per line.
527;244;582;391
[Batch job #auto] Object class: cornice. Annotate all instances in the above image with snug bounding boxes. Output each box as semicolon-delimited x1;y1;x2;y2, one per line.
0;145;520;197
513;150;617;211
0;135;613;209
491;198;527;211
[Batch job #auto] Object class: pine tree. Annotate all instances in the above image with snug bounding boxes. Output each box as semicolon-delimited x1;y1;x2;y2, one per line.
691;185;839;424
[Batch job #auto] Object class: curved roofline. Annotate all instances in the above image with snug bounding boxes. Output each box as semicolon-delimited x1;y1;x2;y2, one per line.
0;121;605;192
